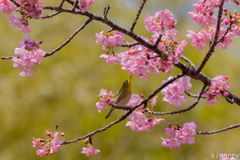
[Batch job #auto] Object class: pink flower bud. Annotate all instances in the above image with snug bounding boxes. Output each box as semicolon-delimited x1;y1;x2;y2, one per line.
224;75;229;80
46;132;51;136
223;8;227;12
232;24;236;28
224;18;229;25
61;133;65;137
232;15;236;18
140;94;144;98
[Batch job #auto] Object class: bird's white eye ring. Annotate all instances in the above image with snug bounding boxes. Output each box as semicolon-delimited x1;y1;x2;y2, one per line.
124;80;128;83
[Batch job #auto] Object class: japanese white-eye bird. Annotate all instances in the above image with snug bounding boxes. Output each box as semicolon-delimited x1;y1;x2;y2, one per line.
105;76;132;119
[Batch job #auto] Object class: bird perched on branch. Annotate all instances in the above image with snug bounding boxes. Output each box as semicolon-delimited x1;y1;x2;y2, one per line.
105;76;132;119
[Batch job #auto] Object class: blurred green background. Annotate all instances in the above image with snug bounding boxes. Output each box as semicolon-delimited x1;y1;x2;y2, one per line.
0;0;240;160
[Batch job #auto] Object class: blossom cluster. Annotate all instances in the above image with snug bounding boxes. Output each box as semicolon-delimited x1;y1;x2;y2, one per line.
126;111;164;132
187;1;240;51
162;121;197;149
125;94;162;132
96;9;189;78
161;76;192;106
18;0;43;19
203;75;230;107
0;0;44;33
33;131;64;157
12;35;45;77
144;9;177;36
96;88;116;113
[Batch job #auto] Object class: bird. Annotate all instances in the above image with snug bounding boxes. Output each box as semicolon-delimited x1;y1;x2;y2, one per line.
105;76;132;119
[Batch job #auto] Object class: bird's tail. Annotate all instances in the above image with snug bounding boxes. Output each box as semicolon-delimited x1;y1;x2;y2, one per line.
105;108;114;119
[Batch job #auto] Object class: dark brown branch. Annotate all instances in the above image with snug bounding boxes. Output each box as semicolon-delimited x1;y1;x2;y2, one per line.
1;56;14;60
144;84;207;115
44;18;93;57
154;35;163;47
129;0;147;32
197;123;240;135
195;1;224;74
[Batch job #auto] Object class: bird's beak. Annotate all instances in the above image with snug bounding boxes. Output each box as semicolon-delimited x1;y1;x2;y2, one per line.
128;75;132;82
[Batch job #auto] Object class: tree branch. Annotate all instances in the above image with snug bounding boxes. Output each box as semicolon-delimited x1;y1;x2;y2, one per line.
129;0;147;32
197;123;240;135
44;18;93;57
41;11;61;19
195;1;224;74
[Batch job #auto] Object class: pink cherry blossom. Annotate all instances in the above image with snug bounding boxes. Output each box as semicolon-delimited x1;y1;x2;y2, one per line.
95;31;108;46
20;68;34;77
165;128;176;137
162;137;181;149
150;96;158;110
137;124;151;132
128;94;143;107
129;111;148;126
126;121;139;131
81;146;100;156
9;15;22;28
36;149;46;157
182;121;197;136
170;94;186;106
32;137;42;149
20;26;31;33
164;29;178;41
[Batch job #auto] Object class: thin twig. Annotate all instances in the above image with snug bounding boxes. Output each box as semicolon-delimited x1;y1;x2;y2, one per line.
129;0;147;32
185;91;206;99
216;21;232;44
41;11;61;19
103;5;110;19
145;84;207;115
1;56;14;60
59;0;66;8
71;0;79;11
44;18;93;57
195;1;224;74
197;123;240;135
